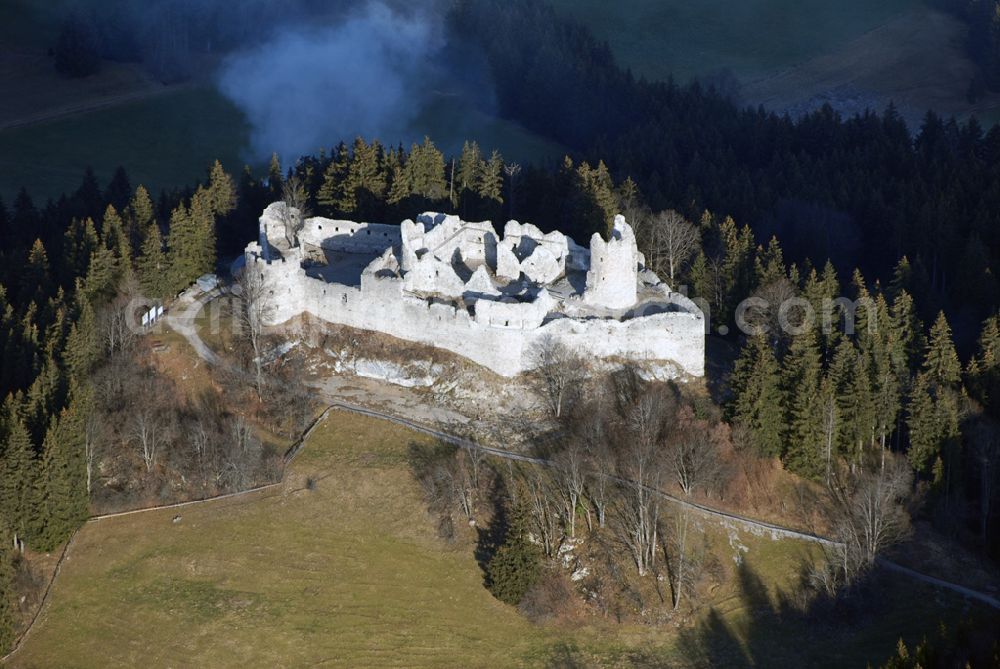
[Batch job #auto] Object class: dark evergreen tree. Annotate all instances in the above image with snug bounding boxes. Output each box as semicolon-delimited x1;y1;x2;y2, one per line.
968;314;1000;416
456;140;484;217
317;143;350;214
165;203;209;293
19;239;52;309
189;188;218;276
730;335;785;458
205;160;237;218
82;245;118;306
127;185;156;257
407;137;448;204
7;189;39;250
267;153;284;200
487;495;542;606
340;138;387;217
62;289;99;381
101;205;133;282
755;237;787;287
923;311;962;388
782;329;825;478
104;166;132;212
137;222;168;299
61;218;99;286
0;419;36;541
385;146;410;208
0;521;15;655
72;168;104;226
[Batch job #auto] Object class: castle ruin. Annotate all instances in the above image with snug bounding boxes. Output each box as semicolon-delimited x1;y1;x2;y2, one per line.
244;203;705;378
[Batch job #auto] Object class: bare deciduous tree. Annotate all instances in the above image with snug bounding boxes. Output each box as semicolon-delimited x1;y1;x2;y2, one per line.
667;407;723;497
698;253;726;315
130;407;168;472
585;438;614;530
527;336;588;420
187;417;212;480
235;268;274;400
281;175;309;248
220;414;263;491
818;457;913;590
660;406;722;609
521;466;563;558
99;294;139;358
614;388;673;576
84;409;103;493
411;443;479;523
552;441;587;538
231;414;256;455
663;509;702;610
742;277;797;340
643;210;699;284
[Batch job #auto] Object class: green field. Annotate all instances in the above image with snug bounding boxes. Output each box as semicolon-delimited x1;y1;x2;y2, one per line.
5;407;989;668
0;87;251;204
0;87;565;204
7;414;570;667
550;0;920;82
0;0;566;205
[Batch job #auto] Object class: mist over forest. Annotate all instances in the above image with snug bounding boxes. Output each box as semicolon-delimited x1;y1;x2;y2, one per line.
61;0;492;161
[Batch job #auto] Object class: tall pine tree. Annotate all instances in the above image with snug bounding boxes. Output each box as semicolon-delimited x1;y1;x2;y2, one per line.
730;336;785;457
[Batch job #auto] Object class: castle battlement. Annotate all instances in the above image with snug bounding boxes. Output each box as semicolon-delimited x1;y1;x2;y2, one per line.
245;202;705;378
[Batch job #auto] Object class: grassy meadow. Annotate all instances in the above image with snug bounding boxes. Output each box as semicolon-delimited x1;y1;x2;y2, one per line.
0;87;251;204
0;0;566;205
5;408;989;668
0;85;565;205
8;414;566;668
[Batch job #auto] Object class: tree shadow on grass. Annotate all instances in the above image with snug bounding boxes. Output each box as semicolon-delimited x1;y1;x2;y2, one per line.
475;475;508;585
672;559;993;669
541;559;933;668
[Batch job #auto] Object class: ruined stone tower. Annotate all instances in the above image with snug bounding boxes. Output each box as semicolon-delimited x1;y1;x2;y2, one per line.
584;215;639;310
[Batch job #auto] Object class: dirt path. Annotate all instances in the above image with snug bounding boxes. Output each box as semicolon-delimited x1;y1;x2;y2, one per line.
0;83;192;132
164;290;223;366
0;45;196;132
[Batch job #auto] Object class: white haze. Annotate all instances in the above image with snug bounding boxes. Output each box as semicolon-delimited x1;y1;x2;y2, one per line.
217;2;444;163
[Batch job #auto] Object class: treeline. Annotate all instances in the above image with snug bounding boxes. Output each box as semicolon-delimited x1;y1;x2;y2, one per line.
935;0;1000;99
265;136;628;245
449;0;1000;339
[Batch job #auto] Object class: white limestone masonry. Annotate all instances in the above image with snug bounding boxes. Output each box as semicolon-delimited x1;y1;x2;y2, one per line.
245;203;705;378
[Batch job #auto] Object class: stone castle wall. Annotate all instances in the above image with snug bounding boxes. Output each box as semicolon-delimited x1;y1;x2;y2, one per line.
245;206;705;378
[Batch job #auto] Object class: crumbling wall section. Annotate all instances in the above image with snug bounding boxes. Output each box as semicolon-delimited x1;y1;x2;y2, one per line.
244;208;705;379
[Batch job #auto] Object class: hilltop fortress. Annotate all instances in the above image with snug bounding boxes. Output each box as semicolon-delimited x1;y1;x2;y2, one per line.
244;203;704;378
